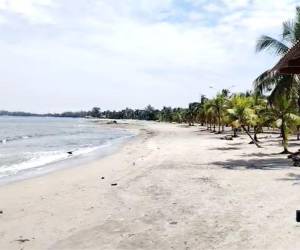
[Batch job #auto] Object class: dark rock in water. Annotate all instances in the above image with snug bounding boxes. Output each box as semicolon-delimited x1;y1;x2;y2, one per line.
67;151;73;155
111;183;118;186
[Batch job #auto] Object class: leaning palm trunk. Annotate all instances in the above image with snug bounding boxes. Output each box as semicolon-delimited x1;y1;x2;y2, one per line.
254;132;259;142
253;126;260;142
241;125;262;148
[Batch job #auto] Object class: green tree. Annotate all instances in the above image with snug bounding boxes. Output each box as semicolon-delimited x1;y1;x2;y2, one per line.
270;95;300;153
205;94;227;133
226;95;261;148
90;107;101;118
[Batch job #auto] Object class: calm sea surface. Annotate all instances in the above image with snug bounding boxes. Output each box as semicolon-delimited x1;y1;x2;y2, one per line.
0;116;133;182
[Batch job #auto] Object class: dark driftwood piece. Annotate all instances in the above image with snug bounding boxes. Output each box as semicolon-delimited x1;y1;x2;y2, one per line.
296;210;300;222
288;150;300;166
220;135;233;140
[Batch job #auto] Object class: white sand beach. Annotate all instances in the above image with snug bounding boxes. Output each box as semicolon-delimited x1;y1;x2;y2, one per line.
1;121;300;250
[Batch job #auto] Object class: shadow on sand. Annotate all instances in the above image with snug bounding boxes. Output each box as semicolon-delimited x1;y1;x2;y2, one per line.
211;157;291;170
210;147;240;151
277;173;300;185
240;152;279;157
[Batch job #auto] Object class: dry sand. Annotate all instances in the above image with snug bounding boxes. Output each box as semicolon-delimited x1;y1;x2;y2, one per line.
1;121;300;250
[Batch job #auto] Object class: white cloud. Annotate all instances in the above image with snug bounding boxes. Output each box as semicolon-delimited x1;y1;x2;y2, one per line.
0;0;55;23
221;0;250;10
0;0;299;112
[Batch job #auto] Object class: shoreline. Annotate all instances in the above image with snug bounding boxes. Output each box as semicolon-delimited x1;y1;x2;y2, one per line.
1;121;300;249
0;119;141;186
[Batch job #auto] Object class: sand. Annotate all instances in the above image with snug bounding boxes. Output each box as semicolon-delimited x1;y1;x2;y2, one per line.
1;121;300;250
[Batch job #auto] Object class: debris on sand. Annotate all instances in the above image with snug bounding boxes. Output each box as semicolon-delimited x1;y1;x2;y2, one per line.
220;135;233;140
111;183;118;186
15;238;30;243
101;176;105;180
106;120;117;124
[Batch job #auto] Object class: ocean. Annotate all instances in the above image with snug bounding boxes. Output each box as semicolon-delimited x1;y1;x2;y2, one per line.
0;116;133;183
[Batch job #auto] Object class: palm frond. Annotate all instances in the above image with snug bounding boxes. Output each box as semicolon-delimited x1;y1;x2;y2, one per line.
268;75;297;104
253;70;276;95
282;21;295;43
294;6;300;40
256;35;289;55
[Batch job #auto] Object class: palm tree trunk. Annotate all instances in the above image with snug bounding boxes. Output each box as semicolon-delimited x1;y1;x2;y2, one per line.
241;125;262;148
254;132;258;142
233;128;238;137
297;125;300;140
254;126;259;142
280;122;290;154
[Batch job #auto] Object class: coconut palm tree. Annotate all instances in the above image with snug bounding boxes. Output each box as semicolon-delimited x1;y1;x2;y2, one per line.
226;95;261;148
204;100;216;132
254;7;300;104
205;94;227;133
249;94;271;142
270;95;300;154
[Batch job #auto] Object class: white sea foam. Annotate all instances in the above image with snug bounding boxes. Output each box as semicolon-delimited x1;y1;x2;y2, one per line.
0;136;133;179
0;117;133;182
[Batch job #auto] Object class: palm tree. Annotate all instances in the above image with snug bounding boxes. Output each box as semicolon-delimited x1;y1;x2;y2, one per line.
227;95;262;148
270;95;300;154
205;94;227;133
205;100;218;132
254;7;300;104
249;94;271;142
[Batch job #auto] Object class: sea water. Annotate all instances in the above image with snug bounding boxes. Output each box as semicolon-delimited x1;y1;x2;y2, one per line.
0;116;133;183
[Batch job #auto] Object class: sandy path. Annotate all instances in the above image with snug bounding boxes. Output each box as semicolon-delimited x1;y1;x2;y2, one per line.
1;122;300;250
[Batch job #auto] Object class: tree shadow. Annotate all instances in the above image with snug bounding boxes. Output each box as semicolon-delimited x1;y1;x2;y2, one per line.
212;157;291;170
228;142;245;146
210;147;240;151
241;152;279;157
178;124;193;128
287;142;300;147
277;173;300;185
288;138;300;142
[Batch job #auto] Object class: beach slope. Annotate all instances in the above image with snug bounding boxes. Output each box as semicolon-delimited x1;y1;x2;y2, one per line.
1;121;300;250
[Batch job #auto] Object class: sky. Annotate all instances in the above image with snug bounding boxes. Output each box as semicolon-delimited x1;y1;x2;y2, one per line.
0;0;299;113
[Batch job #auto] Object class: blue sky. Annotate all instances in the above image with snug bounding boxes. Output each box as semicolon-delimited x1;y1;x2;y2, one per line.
0;0;299;112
